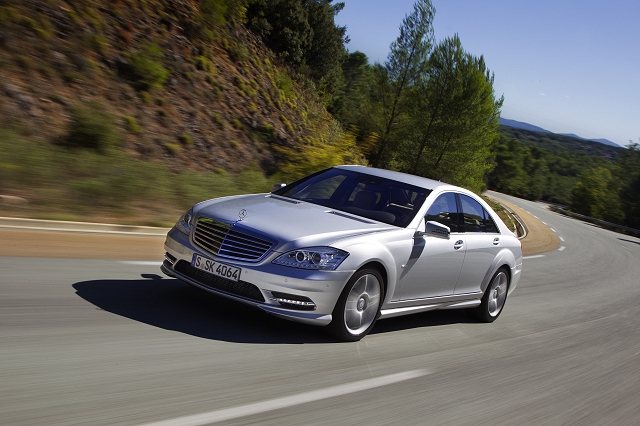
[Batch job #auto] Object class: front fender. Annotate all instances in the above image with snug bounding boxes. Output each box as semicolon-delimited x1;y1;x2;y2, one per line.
335;239;409;307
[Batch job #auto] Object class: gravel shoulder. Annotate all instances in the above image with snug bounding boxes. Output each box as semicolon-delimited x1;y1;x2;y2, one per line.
493;198;561;256
0;230;165;260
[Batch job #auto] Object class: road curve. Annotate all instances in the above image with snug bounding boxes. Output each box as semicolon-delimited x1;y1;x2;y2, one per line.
1;194;640;425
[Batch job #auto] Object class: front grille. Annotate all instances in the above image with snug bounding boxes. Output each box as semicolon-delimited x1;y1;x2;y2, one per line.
193;217;274;262
174;260;265;302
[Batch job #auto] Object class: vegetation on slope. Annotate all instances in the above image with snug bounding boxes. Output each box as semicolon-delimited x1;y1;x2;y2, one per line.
1;0;636;229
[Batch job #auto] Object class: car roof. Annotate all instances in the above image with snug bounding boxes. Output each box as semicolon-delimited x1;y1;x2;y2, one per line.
335;165;456;191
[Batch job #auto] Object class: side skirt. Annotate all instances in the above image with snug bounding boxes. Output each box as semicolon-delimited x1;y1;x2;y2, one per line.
380;296;481;319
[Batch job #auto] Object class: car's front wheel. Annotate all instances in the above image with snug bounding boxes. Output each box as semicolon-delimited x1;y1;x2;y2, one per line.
470;267;509;322
329;268;383;341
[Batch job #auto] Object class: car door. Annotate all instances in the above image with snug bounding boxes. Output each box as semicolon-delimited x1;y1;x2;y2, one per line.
398;192;466;300
454;194;502;295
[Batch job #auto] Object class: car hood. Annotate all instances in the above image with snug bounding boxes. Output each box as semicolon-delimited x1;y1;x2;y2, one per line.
193;194;396;251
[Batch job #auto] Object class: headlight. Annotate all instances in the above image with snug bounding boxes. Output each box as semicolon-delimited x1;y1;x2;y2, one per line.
175;208;193;235
272;247;349;270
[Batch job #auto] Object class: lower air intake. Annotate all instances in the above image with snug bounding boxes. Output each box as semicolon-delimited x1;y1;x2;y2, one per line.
174;260;265;302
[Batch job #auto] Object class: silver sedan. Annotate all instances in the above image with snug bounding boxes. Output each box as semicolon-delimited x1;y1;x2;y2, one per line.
161;165;523;341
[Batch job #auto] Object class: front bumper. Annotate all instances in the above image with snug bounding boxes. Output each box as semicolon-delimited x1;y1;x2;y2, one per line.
161;228;353;326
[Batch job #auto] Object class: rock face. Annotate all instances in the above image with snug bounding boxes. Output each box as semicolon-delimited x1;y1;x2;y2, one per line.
0;1;314;175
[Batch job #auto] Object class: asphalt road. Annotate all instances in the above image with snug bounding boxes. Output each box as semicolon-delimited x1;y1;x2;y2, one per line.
2;195;640;425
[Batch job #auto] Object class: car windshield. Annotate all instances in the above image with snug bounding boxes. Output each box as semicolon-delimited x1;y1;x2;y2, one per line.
273;168;431;227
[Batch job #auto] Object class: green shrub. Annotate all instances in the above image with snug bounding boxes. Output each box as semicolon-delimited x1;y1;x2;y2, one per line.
226;40;249;62
179;133;194;145
21;16;48;40
195;56;216;73
164;142;181;154
198;0;228;39
231;118;243;130
124;116;141;134
127;42;170;90
253;122;277;143
279;114;294;134
211;112;225;128
276;69;294;99
0;6;20;23
91;32;109;56
60;102;121;153
140;91;153;105
206;73;218;85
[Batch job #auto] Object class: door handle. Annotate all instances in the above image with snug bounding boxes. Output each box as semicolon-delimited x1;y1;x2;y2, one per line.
493;238;500;245
454;240;464;250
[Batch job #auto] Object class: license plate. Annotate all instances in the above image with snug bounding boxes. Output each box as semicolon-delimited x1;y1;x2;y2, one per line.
191;254;241;282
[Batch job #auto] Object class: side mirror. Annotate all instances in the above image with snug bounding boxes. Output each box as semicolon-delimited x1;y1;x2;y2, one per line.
271;183;286;192
416;220;450;239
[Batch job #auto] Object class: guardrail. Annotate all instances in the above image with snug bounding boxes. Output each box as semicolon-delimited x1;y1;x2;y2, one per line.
500;204;527;240
549;207;640;237
484;196;528;239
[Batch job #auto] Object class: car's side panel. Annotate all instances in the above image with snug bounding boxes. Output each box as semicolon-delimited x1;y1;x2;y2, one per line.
454;232;501;295
396;234;466;300
332;229;414;305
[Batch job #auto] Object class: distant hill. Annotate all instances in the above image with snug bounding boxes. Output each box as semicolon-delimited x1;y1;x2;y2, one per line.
499;126;622;160
560;134;622;148
499;118;622;149
498;118;550;133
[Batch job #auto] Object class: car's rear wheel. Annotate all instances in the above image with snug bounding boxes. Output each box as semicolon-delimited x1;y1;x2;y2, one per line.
470;267;509;322
329;268;383;341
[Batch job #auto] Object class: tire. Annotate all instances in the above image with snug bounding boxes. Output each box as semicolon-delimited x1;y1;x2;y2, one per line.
470;267;510;322
328;268;384;342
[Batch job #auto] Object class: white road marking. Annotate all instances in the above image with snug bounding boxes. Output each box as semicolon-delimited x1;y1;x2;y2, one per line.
542;221;547;225
119;261;163;266
533;215;539;219
139;370;429;426
558;246;566;251
550;228;556;232
560;237;565;242
523;255;545;259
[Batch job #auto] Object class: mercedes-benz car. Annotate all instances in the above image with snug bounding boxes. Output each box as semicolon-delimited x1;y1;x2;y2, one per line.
161;165;523;341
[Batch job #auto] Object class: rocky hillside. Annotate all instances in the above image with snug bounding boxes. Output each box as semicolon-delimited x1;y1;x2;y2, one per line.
0;0;351;177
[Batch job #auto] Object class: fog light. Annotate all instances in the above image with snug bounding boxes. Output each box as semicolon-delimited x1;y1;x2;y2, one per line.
270;291;316;311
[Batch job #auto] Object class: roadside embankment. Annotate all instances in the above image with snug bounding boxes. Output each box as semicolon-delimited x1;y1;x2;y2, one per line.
490;198;561;256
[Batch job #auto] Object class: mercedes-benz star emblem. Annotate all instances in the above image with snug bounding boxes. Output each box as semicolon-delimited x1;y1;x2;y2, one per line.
238;209;247;221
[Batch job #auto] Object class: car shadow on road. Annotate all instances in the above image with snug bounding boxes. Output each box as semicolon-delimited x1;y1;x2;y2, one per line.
74;273;476;343
73;274;334;344
371;310;475;335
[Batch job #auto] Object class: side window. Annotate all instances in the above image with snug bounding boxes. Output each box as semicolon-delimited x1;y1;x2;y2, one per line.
459;194;485;233
425;193;460;232
484;208;499;233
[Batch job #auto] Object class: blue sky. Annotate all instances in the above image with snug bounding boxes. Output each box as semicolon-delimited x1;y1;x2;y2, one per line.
334;0;639;147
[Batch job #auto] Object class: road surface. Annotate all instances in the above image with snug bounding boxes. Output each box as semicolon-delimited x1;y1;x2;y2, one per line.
1;194;639;425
